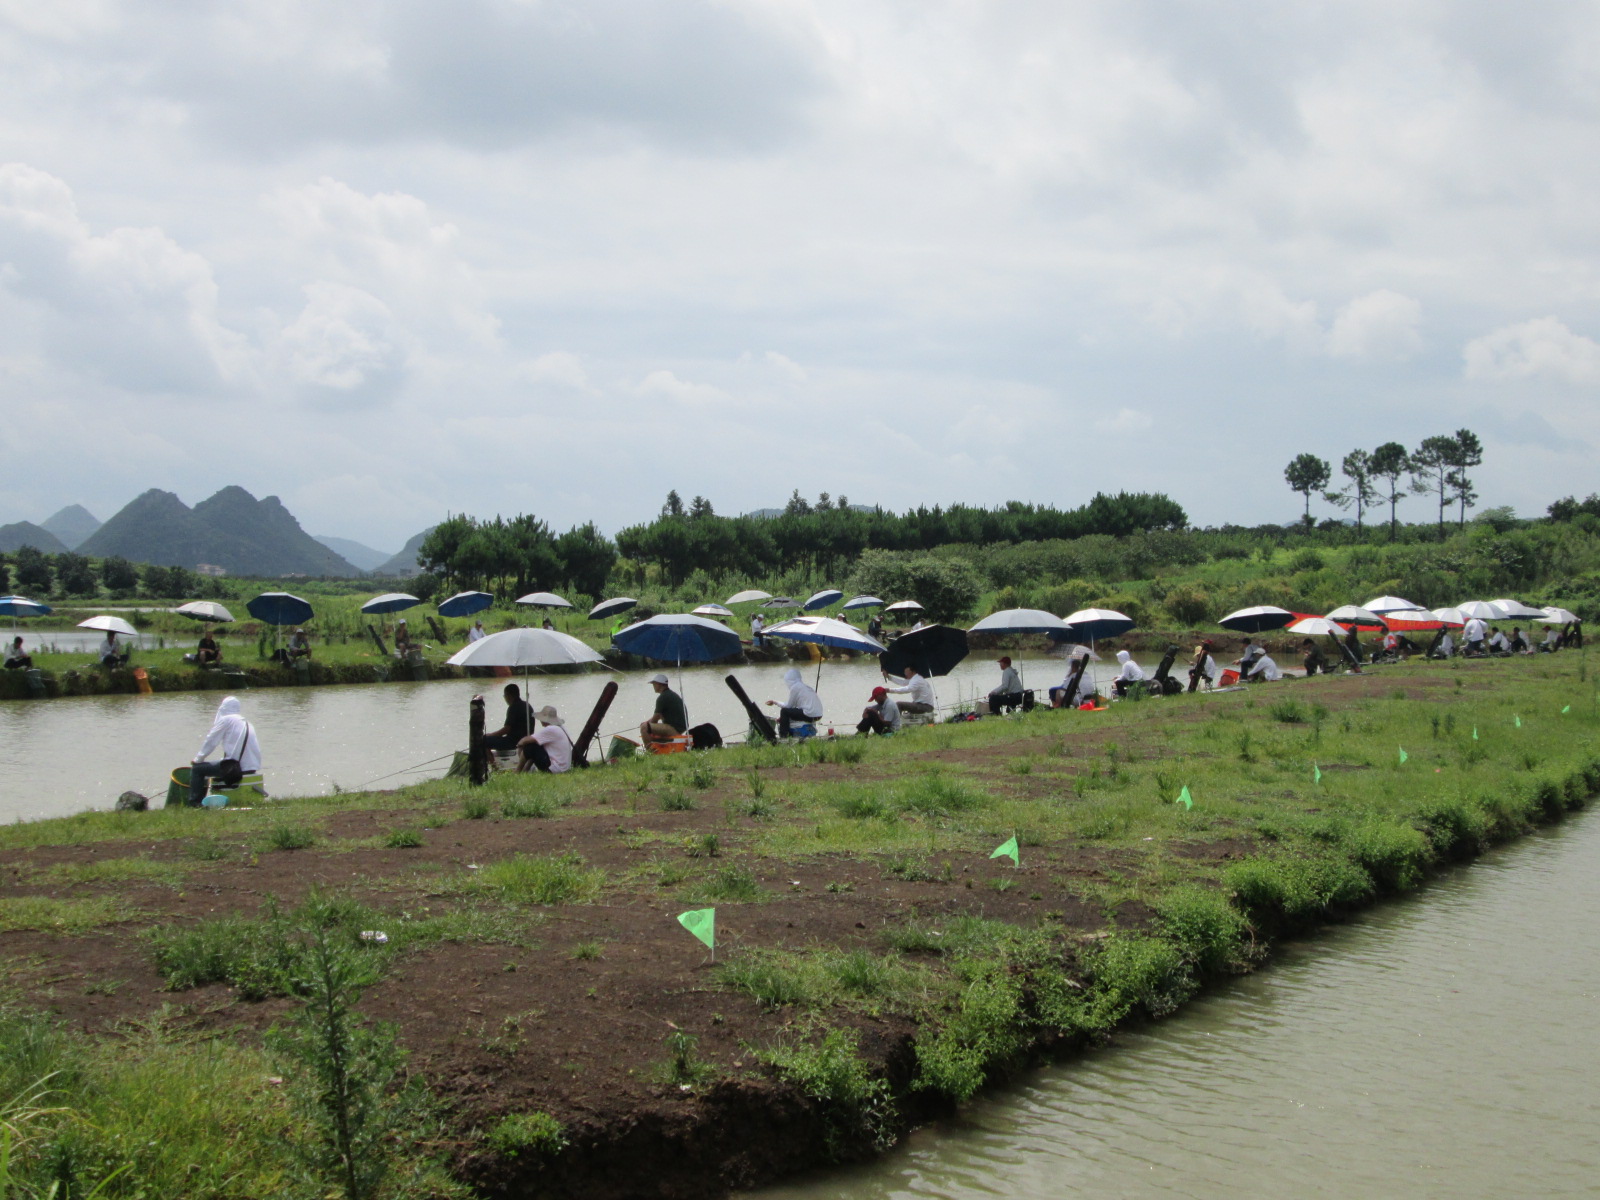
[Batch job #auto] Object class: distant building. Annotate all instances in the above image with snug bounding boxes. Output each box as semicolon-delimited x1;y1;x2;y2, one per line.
195;563;227;577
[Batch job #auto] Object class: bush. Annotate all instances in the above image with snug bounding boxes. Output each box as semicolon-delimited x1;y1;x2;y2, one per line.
1072;934;1193;1030
1338;820;1428;892
1162;583;1211;627
1414;794;1492;856
761;1028;895;1158
487;1111;568;1159
913;961;1026;1101
1153;886;1248;976
846;550;984;624
1225;854;1374;925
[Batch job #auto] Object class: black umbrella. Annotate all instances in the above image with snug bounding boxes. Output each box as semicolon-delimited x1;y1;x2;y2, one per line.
879;624;969;678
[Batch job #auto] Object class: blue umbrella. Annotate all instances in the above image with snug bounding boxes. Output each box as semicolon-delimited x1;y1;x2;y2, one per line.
361;592;421;615
439;591;494;618
0;595;52;618
1217;605;1294;634
613;615;741;663
247;592;314;626
1061;607;1135;642
589;596;638;621
841;595;883;611
802;588;844;612
763;616;885;654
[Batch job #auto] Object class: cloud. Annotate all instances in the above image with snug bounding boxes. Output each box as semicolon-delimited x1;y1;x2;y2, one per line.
1326;290;1423;360
275;281;405;404
636;368;733;407
1094;407;1154;435
1463;317;1600;385
517;352;593;393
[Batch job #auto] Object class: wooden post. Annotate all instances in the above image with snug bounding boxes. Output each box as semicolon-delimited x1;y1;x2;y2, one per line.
469;695;488;786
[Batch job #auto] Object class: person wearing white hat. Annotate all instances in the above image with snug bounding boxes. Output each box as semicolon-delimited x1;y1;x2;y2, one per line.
640;673;687;745
518;706;574;773
467;620;487;643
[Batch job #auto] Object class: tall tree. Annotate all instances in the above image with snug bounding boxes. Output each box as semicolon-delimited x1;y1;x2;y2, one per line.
1329;449;1378;529
1409;435;1456;533
1369;442;1411;538
1448;428;1484;527
783;489;811;517
688;495;714;520
1283;453;1332;522
660;490;685;519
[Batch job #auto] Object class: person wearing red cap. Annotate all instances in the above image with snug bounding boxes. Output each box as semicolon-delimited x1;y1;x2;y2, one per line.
856;685;901;735
988;655;1024;714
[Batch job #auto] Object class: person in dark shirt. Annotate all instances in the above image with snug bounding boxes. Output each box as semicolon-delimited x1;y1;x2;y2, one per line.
639;673;687;745
197;631;222;666
484;683;535;752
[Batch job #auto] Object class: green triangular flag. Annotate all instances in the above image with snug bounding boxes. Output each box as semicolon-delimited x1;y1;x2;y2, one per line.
1472;727;1478;740
1398;747;1408;764
1313;763;1322;784
990;836;1019;866
1175;785;1193;810
1514;714;1522;728
1562;705;1572;714
677;908;715;955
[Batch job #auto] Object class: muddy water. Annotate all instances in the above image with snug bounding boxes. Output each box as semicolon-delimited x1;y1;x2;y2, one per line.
0;653;1130;824
751;813;1600;1200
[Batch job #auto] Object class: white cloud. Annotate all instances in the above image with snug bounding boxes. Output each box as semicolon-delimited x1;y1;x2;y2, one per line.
636;368;733;407
1463;317;1600;385
275;281;405;402
517;352;593;393
1326;290;1423;360
1094;407;1154;435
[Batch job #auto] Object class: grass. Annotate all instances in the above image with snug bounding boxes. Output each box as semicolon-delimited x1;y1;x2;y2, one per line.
0;897;129;934
469;854;606;906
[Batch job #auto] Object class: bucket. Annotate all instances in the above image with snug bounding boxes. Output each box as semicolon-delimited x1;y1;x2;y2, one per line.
1219;668;1240;687
24;668;46;698
607;734;639;762
165;766;192;808
133;667;152;695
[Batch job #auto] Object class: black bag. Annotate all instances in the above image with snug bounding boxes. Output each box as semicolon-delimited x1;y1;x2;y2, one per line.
689;723;722;750
216;725;251;788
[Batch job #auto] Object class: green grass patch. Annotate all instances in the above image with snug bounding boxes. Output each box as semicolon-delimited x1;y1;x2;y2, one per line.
0;896;129;934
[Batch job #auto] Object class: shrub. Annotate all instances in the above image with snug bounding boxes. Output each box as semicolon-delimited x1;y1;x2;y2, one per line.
761;1028;895;1158
1225;854;1374;926
383;828;424;849
263;823;316;852
487;1111;568;1159
1067;934;1193;1031
1153;886;1248;976
1339;820;1428;892
913;961;1026;1101
1414;794;1491;857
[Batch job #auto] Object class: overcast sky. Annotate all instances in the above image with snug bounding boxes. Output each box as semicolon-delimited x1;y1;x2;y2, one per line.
1;1;1597;551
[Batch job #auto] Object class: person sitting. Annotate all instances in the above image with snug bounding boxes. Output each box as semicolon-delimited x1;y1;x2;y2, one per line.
1187;643;1218;692
882;665;935;714
467;620;487;643
640;673;688;745
1433;631;1455;659
1342;625;1365;668
1235;638;1264;676
1462;617;1488;656
1111;649;1145;698
484;683;536;753
188;696;261;805
1510;627;1531;654
517;705;574;773
4;636;33;670
750;613;765;648
394;620;415;657
766;667;824;737
1051;647;1098;707
867;613;883;641
1245;653;1282;682
1379;630;1402;661
988;656;1025;713
98;632;129;668
287;628;312;660
1487;629;1511;656
1540;627;1560;652
857;686;901;736
1301;638;1328;676
196;631;222;667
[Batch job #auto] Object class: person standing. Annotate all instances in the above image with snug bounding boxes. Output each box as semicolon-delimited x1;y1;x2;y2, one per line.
484;683;535;752
750;612;765;648
188;696;261;805
766;667;824;736
640;673;688;745
988;656;1024;713
857;686;901;735
518;706;574;773
882;665;935;714
867;612;883;641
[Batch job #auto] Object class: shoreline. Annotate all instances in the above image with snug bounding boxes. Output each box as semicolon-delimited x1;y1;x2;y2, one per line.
0;657;1588;1198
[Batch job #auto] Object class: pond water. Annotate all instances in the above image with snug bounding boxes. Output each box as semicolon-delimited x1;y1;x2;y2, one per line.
748;811;1600;1200
0;652;1144;824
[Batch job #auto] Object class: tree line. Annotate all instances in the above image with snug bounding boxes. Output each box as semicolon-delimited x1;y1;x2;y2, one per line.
416;515;617;598
0;547;235;600
1284;430;1483;534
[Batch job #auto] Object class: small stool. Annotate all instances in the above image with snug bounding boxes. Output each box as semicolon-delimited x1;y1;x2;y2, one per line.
648;735;692;755
902;711;937;727
207;772;266;807
790;722;817;740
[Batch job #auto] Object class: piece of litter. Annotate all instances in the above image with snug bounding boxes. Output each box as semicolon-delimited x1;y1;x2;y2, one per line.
1143;837;1154;841
467;864;480;870
360;930;389;943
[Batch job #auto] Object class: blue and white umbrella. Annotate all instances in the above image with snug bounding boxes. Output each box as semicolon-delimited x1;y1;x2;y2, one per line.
613;614;742;663
361;592;421;615
841;595;884;611
726;589;772;606
802;589;844;612
438;591;494;618
0;595;52;618
969;608;1072;636
517;591;572;609
692;603;734;618
247;592;314;626
1061;607;1135;642
762;616;886;655
1217;605;1294;634
589;596;637;621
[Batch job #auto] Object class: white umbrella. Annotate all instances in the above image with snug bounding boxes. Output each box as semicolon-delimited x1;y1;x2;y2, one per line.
78;615;138;636
1488;598;1547;620
1538;606;1581;625
1456;601;1503;620
1326;604;1384;626
1287;617;1348;637
1431;607;1468;626
1363;595;1422;614
969;608;1073;635
516;592;572;609
361;592;422;615
446;627;605;669
726;590;772;605
885;600;924;614
762;615;887;655
173;600;235;623
842;595;884;611
692;603;734;617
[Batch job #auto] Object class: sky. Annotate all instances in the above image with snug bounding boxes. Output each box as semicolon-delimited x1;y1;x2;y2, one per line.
1;1;1597;553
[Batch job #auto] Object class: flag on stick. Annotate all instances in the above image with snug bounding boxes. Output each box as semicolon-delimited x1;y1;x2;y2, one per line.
1398;747;1409;764
677;908;716;959
1175;785;1193;810
1562;705;1572;714
1515;714;1522;728
1313;763;1322;784
990;836;1019;866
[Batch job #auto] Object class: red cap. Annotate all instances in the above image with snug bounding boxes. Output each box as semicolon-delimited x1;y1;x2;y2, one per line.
871;687;887;701
998;655;1011;665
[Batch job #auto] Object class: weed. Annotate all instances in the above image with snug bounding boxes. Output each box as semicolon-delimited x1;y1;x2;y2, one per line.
829;740;867;765
1152;885;1249;975
183;836;231;861
474;854;606;906
383;828;424;849
687;760;718;790
502;795;558;819
263;823;316;852
761;1027;895;1158
898;775;985;816
718;953;814;1008
1269;699;1308;724
882;856;942;883
657;1030;716;1088
737;796;776;820
1008;758;1034;775
654;859;695;888
570;941;604;961
0;897;127;934
487;1111;567;1159
684;832;722;858
834;793;890;820
1236;730;1256;763
694;864;766;902
462;797;492;820
1225;853;1374;925
913;960;1026;1101
659;788;696;812
746;769;766;799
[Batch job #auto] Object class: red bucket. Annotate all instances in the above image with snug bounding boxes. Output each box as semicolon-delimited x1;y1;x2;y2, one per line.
1219;668;1240;687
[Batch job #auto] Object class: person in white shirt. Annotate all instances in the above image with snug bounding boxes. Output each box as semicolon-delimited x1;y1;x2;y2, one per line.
1487;629;1510;655
1434;631;1455;659
1112;650;1146;697
750;613;765;647
3;636;32;670
1462;617;1488;654
517;706;574;773
767;667;824;736
1051;647;1098;707
467;621;487;643
187;696;261;805
1541;627;1560;652
988;656;1024;713
1245;654;1282;682
98;632;129;667
856;686;902;735
1188;644;1218;691
882;665;935;713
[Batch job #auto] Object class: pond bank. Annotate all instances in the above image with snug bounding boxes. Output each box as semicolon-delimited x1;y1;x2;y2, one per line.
0;658;1588;1199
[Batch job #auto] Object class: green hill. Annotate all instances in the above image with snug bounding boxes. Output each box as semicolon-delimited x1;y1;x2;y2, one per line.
39;505;101;549
0;521;68;554
372;527;434;577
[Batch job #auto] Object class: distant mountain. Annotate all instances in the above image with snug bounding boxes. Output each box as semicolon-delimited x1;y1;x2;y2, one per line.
314;535;392;573
79;487;360;577
0;522;68;554
372;527;435;577
40;505;101;549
